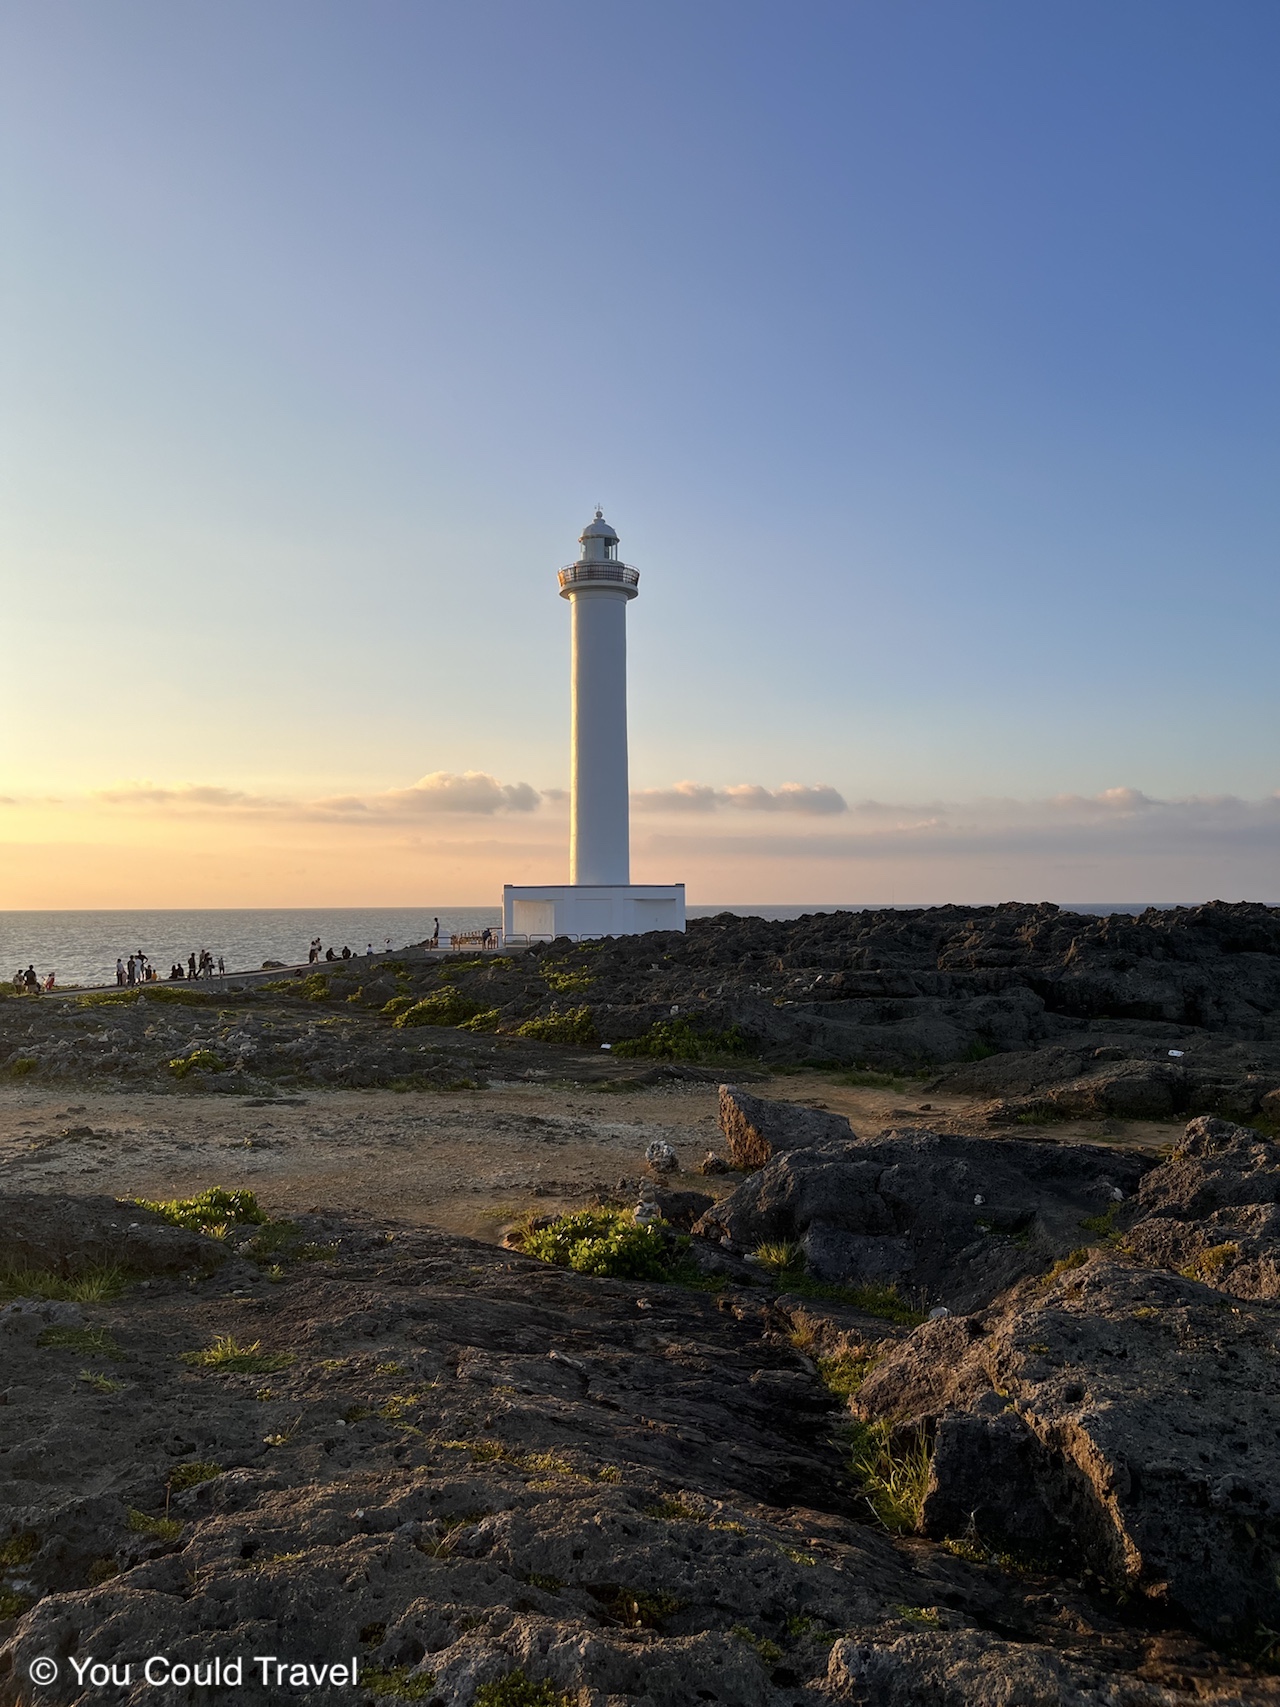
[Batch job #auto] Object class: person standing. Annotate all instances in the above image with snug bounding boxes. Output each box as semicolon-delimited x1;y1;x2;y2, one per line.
126;955;137;987
217;955;225;976
23;965;39;994
116;957;126;986
432;918;440;948
188;952;197;980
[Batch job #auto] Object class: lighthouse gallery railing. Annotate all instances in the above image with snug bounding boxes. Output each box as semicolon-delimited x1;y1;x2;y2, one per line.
557;563;640;590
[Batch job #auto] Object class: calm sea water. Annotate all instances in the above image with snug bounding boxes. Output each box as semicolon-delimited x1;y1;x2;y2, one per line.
0;902;1173;989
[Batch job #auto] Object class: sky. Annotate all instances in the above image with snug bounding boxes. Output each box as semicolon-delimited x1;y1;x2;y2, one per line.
1;0;1277;907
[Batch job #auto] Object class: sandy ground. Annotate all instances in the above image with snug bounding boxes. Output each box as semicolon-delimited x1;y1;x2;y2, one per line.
0;1072;1179;1240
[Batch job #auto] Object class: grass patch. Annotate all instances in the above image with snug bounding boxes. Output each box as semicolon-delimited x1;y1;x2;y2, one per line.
38;1325;123;1359
0;1591;34;1617
3;1056;38;1078
167;1461;223;1493
0;1533;38;1567
360;1665;436;1700
612;1018;748;1062
1183;1241;1241;1283
78;987;210;1008
473;1674;570;1707
0;1262;127;1303
646;1495;704;1522
817;1350;878;1399
752;1244;925;1324
847;1419;930;1534
181;1334;294;1374
1041;1247;1091;1287
588;1586;683;1629
1080;1203;1120;1237
520;1207;675;1281
731;1625;783;1665
136;1186;266;1231
167;1049;226;1078
516;1005;598;1046
459;1007;501;1032
79;1369;125;1393
127;1509;183;1542
835;1068;913;1090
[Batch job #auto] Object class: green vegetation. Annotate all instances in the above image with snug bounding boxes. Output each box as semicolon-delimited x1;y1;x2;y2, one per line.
3;1057;37;1077
0;1262;126;1303
167;1049;225;1078
516;1005;598;1046
1080;1203;1120;1237
520;1207;674;1281
136;1186;267;1231
544;967;594;994
127;1509;183;1541
0;1591;33;1617
360;1666;436;1700
38;1325;123;1359
459;1007;501;1032
167;1461;223;1493
816;1349;878;1399
589;1587;682;1629
751;1243;925;1325
834;1067;912;1090
393;989;488;1028
647;1495;704;1522
181;1334;294;1374
79;987;210;1008
0;1533;38;1567
79;1369;125;1393
612;1018;748;1062
473;1674;570;1707
962;1039;1000;1062
731;1626;783;1665
1041;1247;1091;1286
846;1418;931;1534
381;994;416;1017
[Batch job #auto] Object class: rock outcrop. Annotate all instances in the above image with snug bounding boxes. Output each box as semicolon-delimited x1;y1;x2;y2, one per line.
695;1115;1149;1314
855;1253;1280;1645
717;1083;854;1169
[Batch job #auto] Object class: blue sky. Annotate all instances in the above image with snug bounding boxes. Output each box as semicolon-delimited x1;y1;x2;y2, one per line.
1;1;1277;903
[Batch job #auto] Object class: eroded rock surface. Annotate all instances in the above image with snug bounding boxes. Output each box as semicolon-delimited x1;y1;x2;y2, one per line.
0;1195;1265;1705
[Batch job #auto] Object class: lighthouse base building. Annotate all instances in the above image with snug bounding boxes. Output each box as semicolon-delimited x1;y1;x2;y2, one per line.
503;510;685;943
503;883;685;942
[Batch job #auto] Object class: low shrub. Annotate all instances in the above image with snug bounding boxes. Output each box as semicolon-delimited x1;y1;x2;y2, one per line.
521;1207;674;1281
4;1057;38;1078
515;1005;598;1046
612;1018;748;1062
394;990;488;1029
361;1665;436;1700
136;1187;266;1231
167;1049;225;1079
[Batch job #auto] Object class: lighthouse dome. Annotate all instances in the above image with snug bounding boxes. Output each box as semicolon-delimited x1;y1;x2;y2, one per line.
580;509;619;542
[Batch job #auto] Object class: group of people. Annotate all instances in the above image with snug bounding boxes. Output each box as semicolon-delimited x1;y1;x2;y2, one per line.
12;965;54;994
114;949;225;987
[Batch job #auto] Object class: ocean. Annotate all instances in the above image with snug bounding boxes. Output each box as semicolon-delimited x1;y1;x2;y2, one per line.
0;902;1180;990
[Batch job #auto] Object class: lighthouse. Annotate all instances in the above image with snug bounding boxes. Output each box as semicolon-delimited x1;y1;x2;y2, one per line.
502;511;686;941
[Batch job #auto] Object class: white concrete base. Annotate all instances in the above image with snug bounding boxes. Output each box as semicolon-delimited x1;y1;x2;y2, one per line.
503;884;685;942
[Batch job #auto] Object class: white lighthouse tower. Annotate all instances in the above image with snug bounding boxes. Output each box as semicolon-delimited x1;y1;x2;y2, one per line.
503;510;686;942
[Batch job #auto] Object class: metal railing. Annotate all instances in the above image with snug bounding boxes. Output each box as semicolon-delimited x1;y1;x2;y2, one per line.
557;562;640;590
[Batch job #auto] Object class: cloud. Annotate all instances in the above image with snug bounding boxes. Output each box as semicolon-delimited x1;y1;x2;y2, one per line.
91;771;543;820
93;783;284;810
321;771;542;818
632;781;847;814
639;789;1280;863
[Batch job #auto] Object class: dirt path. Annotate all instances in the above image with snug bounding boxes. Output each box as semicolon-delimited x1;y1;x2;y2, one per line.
0;1072;1178;1240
